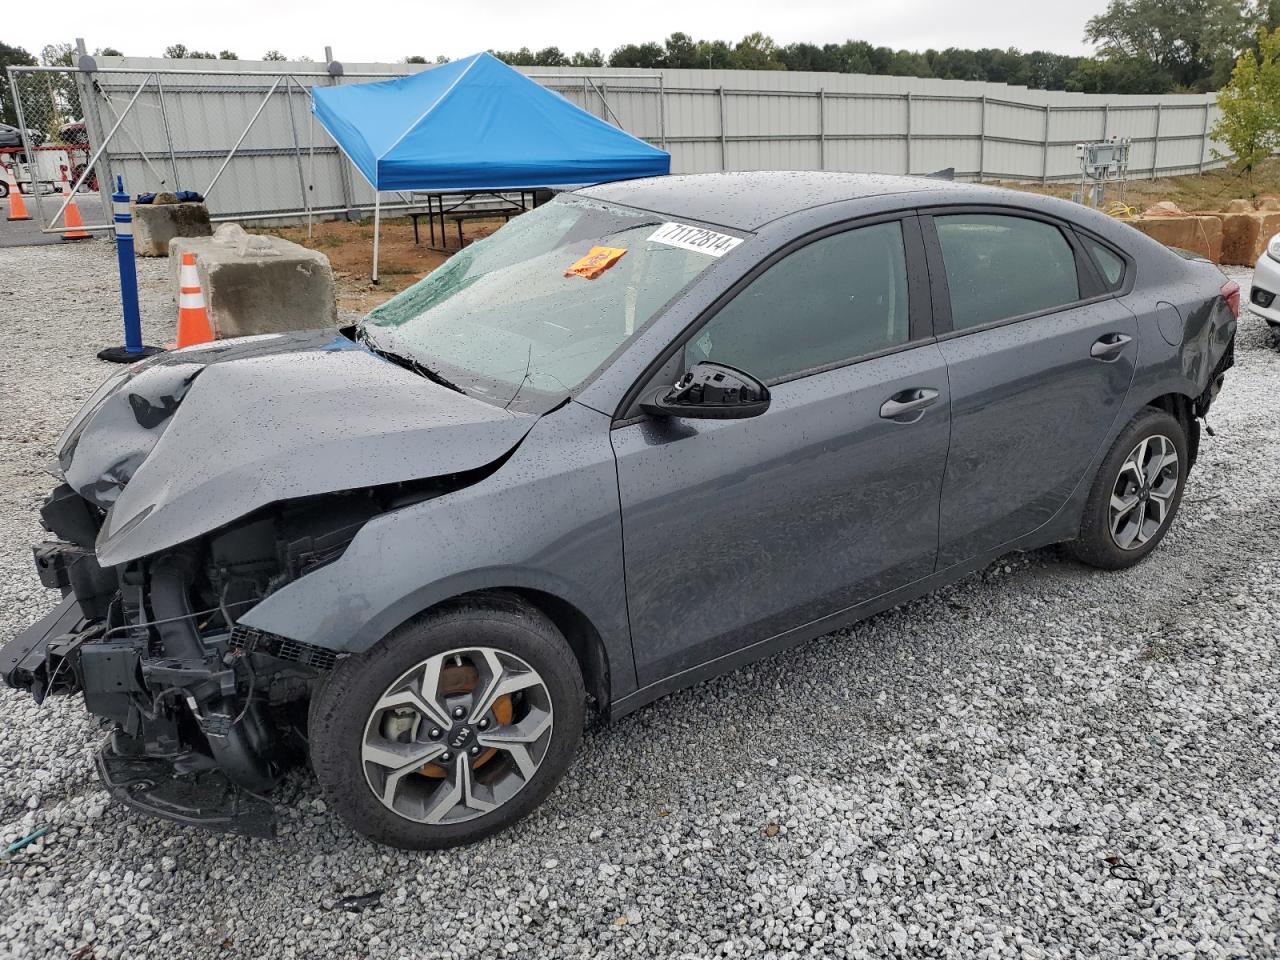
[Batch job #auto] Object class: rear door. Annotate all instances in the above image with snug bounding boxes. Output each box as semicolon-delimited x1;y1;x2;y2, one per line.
923;209;1138;567
611;216;952;685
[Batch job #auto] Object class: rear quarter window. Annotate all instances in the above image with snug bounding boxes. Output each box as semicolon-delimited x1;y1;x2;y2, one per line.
1082;236;1127;290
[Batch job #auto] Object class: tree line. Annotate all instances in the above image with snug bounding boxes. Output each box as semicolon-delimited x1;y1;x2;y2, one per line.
487;1;1280;95
6;0;1280;131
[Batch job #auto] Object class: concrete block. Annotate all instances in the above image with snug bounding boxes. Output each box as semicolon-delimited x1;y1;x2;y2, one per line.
1126;216;1223;263
132;201;211;256
1219;212;1280;265
169;224;337;338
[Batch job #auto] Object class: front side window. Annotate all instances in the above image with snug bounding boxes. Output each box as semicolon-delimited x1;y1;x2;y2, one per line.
934;214;1080;331
360;195;737;411
684;221;911;383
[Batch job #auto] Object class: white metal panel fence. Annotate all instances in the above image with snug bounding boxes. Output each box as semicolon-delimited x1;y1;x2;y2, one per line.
6;53;1226;234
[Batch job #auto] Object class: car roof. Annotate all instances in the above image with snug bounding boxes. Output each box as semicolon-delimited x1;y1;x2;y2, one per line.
577;171;970;230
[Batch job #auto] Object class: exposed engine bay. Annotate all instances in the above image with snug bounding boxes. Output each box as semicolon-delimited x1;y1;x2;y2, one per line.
0;330;533;835
3;479;464;834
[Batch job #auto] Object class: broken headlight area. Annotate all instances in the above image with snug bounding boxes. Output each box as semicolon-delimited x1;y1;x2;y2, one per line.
1;483;402;837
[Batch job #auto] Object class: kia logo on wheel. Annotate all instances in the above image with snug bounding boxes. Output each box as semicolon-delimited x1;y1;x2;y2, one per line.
449;726;472;749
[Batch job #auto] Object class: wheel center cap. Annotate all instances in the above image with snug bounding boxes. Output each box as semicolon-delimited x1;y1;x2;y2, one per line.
447;723;477;751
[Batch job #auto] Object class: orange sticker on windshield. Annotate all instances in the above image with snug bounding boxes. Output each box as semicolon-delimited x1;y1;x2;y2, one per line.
565;246;626;279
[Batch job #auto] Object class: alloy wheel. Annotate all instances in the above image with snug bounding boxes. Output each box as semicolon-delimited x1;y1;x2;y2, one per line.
1108;434;1180;550
361;647;554;825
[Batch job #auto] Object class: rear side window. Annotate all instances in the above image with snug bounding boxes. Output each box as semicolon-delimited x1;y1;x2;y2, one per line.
934;214;1080;331
1082;236;1126;290
684;221;910;382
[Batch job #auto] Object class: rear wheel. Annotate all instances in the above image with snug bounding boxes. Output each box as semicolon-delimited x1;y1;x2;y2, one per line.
309;594;585;849
1066;408;1188;570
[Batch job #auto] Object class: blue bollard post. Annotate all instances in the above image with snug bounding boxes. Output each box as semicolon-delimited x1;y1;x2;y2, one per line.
97;175;162;364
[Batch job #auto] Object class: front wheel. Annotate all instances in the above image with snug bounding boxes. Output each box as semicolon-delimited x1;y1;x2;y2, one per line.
1066;407;1188;570
309;594;585;849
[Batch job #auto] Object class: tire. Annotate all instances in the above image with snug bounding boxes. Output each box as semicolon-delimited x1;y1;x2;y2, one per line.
1066;407;1188;570
309;593;585;849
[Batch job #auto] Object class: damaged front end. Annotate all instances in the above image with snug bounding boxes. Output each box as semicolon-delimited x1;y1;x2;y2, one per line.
4;484;383;836
2;329;534;837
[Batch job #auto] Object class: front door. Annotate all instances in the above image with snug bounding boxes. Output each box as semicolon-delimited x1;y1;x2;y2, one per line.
611;218;952;686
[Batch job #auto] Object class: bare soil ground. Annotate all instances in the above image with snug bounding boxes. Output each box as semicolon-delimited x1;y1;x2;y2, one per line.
250;216;507;314
1003;158;1280;214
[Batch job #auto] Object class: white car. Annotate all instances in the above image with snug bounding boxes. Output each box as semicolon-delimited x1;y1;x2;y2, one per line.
1251;234;1280;327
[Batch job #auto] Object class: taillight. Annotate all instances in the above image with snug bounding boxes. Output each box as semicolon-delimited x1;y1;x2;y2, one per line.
1221;279;1240;319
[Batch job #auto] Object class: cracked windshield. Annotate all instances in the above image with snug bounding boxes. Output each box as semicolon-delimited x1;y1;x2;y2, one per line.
359;195;738;411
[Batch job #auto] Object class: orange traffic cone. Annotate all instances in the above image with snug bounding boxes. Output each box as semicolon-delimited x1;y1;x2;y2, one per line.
175;252;215;348
59;169;91;241
5;166;31;221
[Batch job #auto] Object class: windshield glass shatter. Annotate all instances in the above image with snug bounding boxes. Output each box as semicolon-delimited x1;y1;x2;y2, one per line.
359;195;740;412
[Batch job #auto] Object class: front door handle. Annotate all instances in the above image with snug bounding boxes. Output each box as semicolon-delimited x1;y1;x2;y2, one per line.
1090;333;1133;360
880;388;940;421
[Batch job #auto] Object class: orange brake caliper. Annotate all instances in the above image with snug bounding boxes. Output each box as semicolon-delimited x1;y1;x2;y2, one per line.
418;662;513;778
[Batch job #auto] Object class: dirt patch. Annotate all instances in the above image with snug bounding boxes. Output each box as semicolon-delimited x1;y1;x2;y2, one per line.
250;216;507;315
1001;158;1280;215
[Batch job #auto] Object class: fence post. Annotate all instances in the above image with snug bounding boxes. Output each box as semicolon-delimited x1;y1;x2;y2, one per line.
818;88;826;171
1151;103;1162;180
155;74;182;192
718;86;727;172
1101;103;1109;139
74;39;116;218
8;67;46;226
326;53;358;218
978;95;987;182
657;74;666;149
904;92;912;175
284;77;310;218
1041;104;1051;184
1199;102;1210;173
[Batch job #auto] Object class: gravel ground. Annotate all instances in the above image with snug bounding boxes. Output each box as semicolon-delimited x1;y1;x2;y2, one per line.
0;242;1277;960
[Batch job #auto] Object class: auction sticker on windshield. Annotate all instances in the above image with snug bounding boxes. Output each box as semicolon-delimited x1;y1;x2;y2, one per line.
648;222;743;257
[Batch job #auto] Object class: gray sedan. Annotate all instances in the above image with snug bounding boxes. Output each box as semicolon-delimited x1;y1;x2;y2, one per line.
2;172;1238;849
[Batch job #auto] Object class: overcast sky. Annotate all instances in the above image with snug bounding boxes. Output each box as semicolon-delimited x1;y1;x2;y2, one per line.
12;1;1108;63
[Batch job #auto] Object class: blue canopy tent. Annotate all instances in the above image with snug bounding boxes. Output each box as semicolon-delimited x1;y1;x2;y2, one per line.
312;52;671;279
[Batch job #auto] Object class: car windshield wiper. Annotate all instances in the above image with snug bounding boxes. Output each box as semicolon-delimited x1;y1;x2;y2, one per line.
355;326;467;396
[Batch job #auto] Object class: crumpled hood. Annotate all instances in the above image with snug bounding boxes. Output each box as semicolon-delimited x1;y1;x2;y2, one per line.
56;330;534;566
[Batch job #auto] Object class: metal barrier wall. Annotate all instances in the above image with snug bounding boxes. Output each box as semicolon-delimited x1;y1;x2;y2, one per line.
5;52;1226;235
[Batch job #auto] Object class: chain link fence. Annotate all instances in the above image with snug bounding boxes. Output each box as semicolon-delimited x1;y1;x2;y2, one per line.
3;67;102;227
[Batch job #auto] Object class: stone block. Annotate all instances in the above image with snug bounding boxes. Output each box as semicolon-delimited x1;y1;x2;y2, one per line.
169;223;337;338
132;201;211;256
1126;216;1223;263
1219;212;1280;265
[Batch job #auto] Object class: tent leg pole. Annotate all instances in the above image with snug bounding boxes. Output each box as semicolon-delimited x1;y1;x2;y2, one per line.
372;192;381;284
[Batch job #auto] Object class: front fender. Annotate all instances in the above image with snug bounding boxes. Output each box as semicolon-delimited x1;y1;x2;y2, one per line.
237;401;638;699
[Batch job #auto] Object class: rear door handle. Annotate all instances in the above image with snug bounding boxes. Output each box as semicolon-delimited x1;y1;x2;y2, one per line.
1090;333;1133;360
880;388;940;421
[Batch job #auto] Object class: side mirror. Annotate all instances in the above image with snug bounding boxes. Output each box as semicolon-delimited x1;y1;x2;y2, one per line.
641;361;771;420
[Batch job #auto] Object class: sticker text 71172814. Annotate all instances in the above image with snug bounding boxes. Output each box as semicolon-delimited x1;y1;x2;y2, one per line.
647;222;743;257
